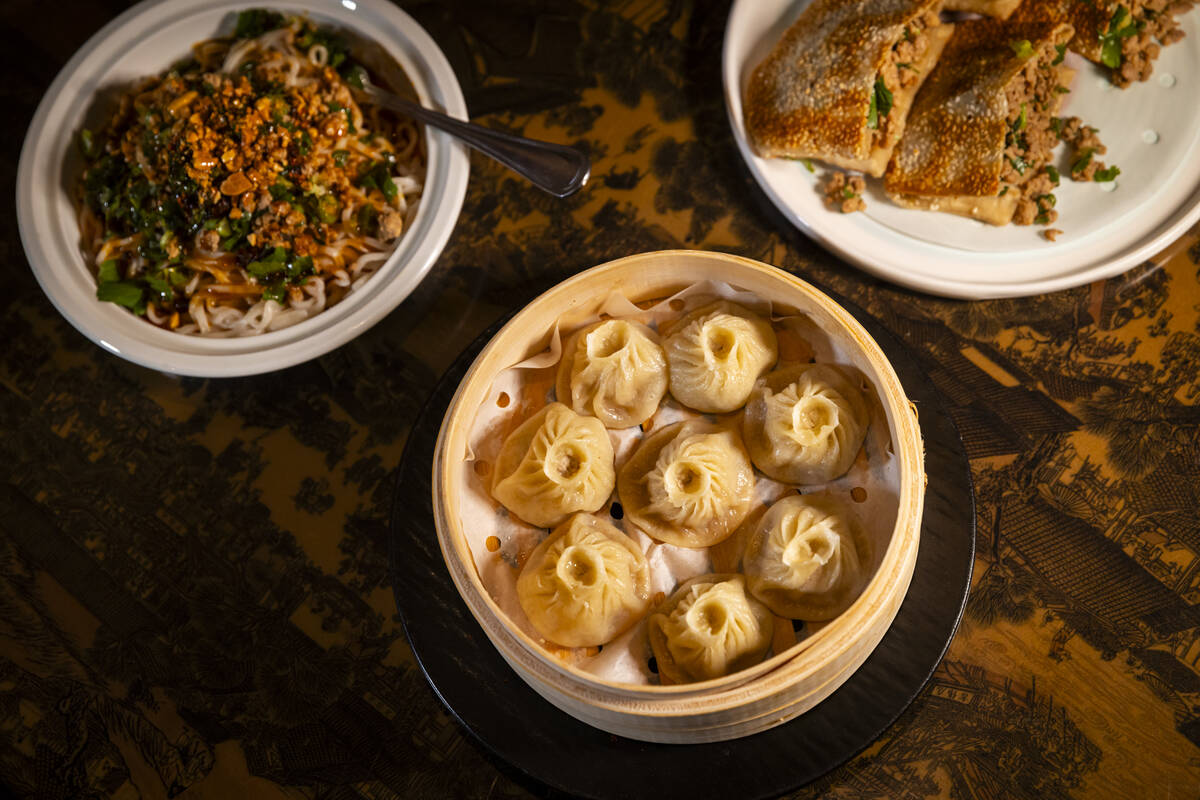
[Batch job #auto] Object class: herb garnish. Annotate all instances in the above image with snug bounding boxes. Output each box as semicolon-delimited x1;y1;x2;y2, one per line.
867;76;893;130
1100;7;1142;69
1071;148;1095;175
1094;164;1121;181
1009;40;1035;60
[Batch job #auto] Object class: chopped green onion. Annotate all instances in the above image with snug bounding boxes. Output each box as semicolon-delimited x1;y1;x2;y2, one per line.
802;158;814;173
1010;40;1035;60
1046;165;1061;184
1094;164;1121;182
79;129;99;160
1052;43;1067;66
842;187;856;199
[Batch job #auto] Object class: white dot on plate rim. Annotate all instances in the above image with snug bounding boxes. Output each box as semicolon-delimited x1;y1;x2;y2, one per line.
1143;129;1159;144
1101;181;1118;192
1159;73;1176;87
1097;78;1114;90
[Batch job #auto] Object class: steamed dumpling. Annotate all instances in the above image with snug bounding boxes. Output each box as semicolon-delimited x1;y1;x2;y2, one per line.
742;364;869;484
517;513;651;647
664;301;778;413
491;403;616;528
556;319;668;429
743;494;868;620
648;574;773;683
618;420;755;548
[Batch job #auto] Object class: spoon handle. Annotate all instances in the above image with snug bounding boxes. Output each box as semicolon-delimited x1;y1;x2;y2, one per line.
363;88;591;198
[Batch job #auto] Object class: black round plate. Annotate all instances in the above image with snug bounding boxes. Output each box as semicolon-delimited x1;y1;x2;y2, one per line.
389;299;975;800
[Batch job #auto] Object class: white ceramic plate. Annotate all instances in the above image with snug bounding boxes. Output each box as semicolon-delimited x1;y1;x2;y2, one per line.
17;0;469;377
723;0;1200;299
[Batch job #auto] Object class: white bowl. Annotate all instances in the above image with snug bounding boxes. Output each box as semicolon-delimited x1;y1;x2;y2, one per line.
16;0;469;377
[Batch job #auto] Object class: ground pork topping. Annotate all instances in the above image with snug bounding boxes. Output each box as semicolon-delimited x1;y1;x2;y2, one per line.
1105;0;1195;86
823;172;867;213
1055;116;1120;182
872;10;940;145
1000;37;1075;226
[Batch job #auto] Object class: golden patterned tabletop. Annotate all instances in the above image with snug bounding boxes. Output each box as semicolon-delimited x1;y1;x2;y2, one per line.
2;1;1199;797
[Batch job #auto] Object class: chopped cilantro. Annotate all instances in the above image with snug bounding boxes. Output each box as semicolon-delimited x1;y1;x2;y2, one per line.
875;76;894;119
1052;43;1067;66
842;187;856;199
97;259;120;284
262;284;287;303
97;280;144;309
1094;164;1121;181
1072;148;1095;174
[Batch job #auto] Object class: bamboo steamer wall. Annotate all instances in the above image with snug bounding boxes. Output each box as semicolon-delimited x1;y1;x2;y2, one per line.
432;251;925;743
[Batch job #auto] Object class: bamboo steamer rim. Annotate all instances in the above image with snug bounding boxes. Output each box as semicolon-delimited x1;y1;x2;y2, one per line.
432;250;924;715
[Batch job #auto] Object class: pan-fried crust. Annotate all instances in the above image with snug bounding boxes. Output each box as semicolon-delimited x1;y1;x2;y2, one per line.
744;0;951;178
943;0;1023;19
1011;0;1110;61
885;20;1074;208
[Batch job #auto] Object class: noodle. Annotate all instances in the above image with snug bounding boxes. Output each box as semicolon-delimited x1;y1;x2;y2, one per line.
76;9;425;337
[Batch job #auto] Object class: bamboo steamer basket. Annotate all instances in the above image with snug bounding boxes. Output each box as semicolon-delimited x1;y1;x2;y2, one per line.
432;250;924;743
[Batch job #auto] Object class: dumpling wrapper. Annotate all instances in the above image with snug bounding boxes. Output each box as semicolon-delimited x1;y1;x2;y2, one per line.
743;494;869;621
884;20;1075;224
491;402;616;528
619;420;756;548
556;319;668;429
744;0;954;177
517;513;651;648
663;301;777;414
648;573;773;684
743;364;870;485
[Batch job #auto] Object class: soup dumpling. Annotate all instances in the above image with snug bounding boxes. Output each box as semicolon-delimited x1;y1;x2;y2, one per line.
517;513;651;648
648;573;773;683
743;494;868;620
491;403;615;528
742;364;869;484
556;319;668;429
664;301;778;413
618;420;755;548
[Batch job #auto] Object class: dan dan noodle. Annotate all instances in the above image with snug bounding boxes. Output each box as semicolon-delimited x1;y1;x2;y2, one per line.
76;9;424;336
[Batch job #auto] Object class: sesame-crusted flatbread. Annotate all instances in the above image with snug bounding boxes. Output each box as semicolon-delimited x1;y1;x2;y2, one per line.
1012;0;1193;87
885;20;1075;225
943;0;1022;20
744;0;953;178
